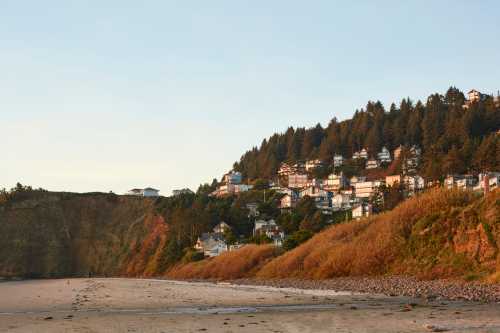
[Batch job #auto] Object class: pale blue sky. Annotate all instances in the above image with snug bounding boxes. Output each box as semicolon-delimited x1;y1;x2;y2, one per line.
2;1;499;194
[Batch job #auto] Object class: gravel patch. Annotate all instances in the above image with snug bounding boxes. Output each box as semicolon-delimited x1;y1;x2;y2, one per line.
229;276;500;303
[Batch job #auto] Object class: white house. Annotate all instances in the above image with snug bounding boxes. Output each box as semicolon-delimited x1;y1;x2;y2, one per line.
333;154;344;168
288;173;309;189
254;219;285;247
305;159;324;171
331;193;351;210
403;175;425;193
352;203;372;219
444;174;476;190
307;178;324;188
127;187;160;197
324;172;347;191
377;146;392;163
366;159;379;169
195;233;228;257
467;89;485;103
210;183;253;197
355;180;384;199
474;172;500;193
353;148;368;160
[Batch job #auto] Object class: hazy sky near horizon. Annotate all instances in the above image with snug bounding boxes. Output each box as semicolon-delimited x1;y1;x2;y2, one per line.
2;1;500;194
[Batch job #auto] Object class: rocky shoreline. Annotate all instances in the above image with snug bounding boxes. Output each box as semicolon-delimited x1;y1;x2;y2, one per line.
228;276;500;303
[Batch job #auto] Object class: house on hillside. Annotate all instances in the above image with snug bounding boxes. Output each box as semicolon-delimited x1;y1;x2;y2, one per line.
349;176;366;187
474;172;500;193
194;222;232;257
246;203;260;217
307;178;324;188
213;221;231;234
354;180;384;199
401;145;422;174
463;89;488;109
277;163;294;177
195;233;228;257
352;203;372;219
210;170;247;197
385;175;402;187
403;175;425;193
333;154;344;168
305;159;324;171
223;171;242;185
127;188;160;197
288;173;308;189
324;172;348;192
377;147;392;163
366;159;379;169
331;193;351;210
353;148;368;160
254;219;285;246
393;145;403;160
468;89;486;103
280;192;298;210
444;174;476;190
299;186;331;210
210;183;253;197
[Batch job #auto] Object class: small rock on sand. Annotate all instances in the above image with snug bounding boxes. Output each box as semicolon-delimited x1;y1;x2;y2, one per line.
424;324;449;332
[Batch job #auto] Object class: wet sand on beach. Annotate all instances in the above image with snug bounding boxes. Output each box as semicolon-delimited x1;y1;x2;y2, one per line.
1;278;499;332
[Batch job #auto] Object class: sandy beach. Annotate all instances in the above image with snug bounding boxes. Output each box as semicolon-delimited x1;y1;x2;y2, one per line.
0;278;499;333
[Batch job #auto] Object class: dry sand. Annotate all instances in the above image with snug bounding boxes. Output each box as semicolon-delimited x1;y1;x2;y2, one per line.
0;278;499;332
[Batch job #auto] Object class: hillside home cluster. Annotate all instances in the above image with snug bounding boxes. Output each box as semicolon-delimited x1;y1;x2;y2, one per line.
195;222;232;257
276;145;424;219
195;220;285;257
210;171;254;197
444;172;500;193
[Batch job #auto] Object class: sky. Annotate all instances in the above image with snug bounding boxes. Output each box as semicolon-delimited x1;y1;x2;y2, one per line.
2;1;500;195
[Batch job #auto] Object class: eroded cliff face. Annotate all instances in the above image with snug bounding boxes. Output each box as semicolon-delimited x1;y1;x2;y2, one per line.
0;192;169;278
452;193;500;272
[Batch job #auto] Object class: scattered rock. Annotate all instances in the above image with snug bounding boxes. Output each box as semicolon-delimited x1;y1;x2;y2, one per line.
423;324;449;332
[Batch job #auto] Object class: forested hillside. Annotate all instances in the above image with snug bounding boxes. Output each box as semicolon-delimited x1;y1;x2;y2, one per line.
234;87;500;180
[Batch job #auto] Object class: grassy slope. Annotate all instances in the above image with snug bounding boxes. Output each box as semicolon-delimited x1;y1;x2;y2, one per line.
167;244;279;280
0;192;169;278
168;189;500;282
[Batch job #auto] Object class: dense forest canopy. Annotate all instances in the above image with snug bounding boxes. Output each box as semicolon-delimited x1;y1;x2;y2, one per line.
233;87;500;181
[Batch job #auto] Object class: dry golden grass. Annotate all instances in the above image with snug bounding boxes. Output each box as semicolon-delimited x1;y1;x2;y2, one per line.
166;244;278;280
258;188;491;280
